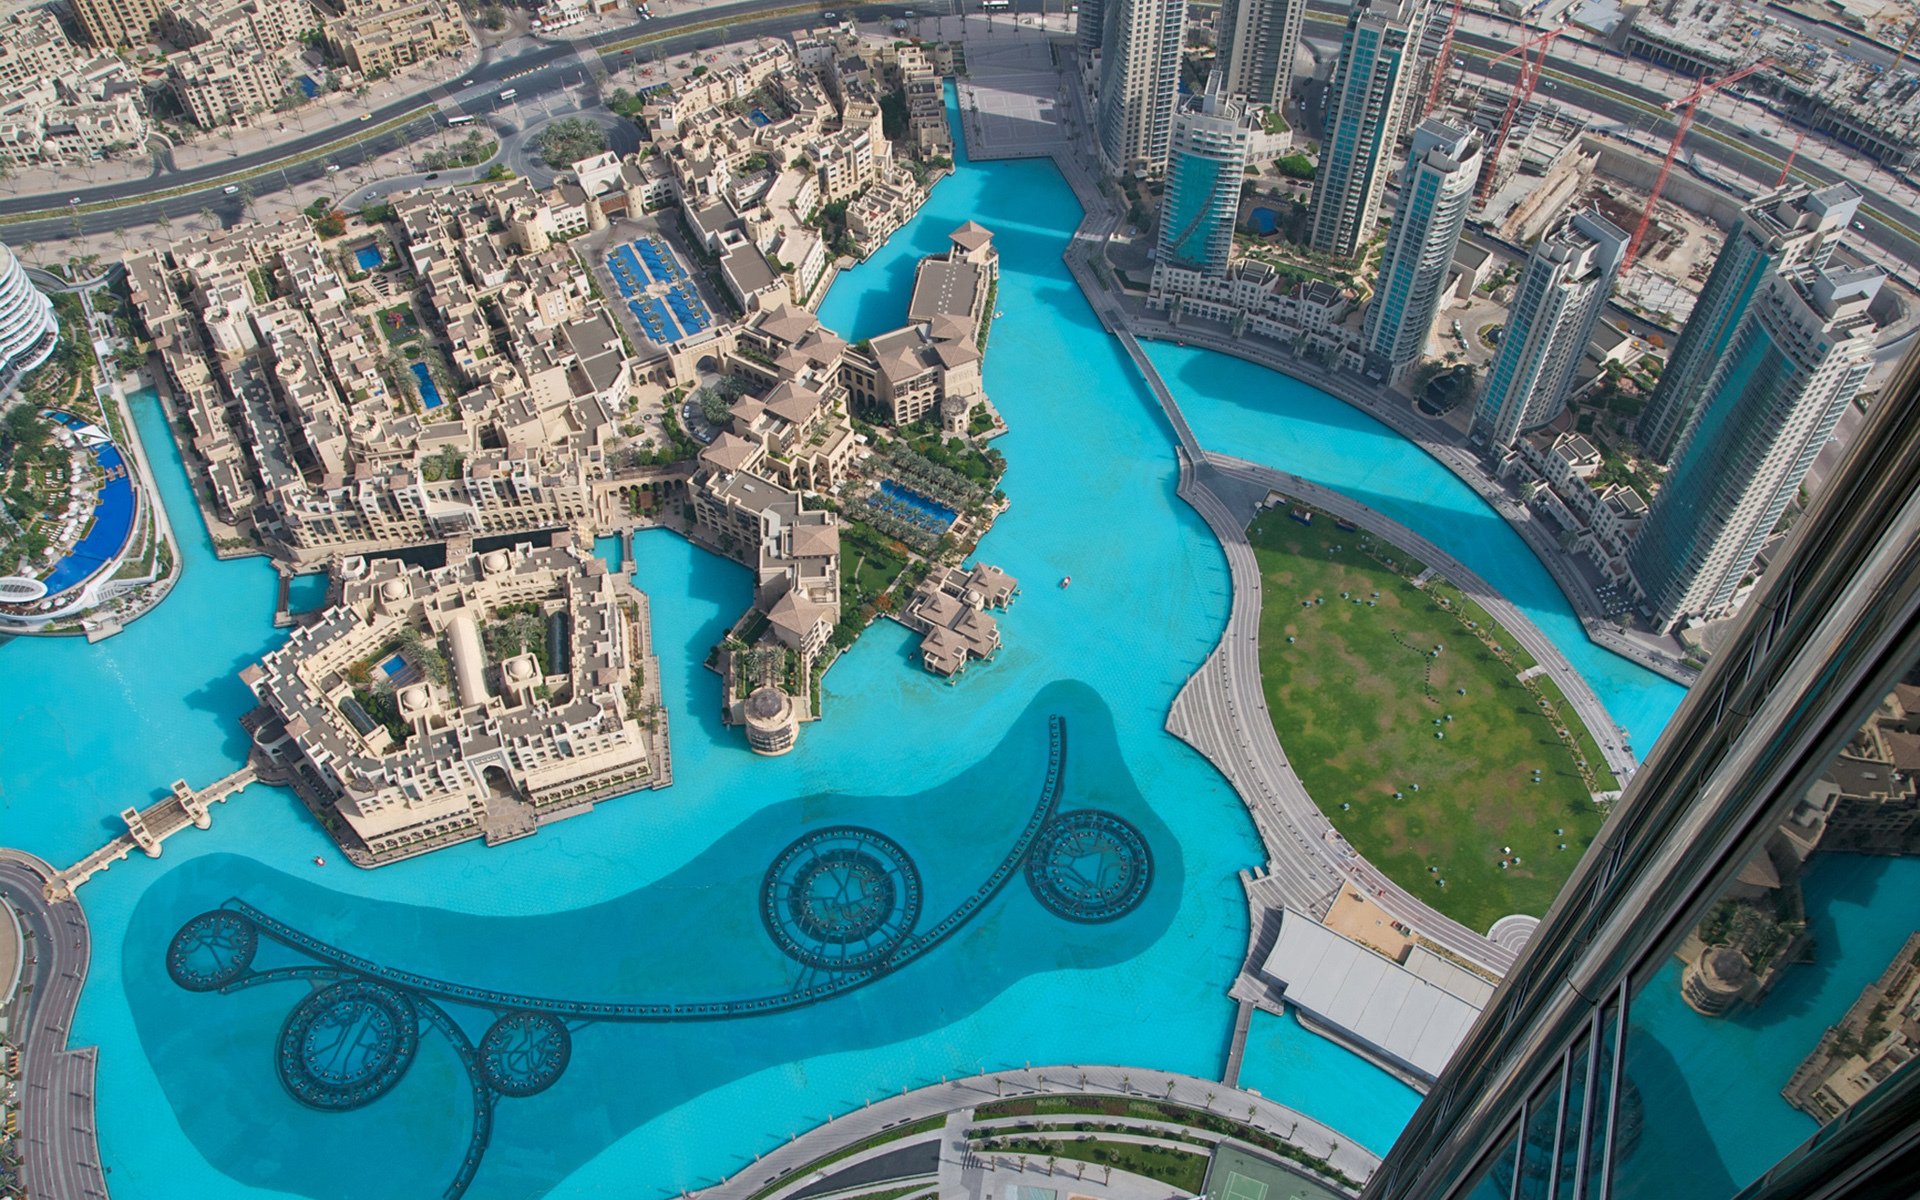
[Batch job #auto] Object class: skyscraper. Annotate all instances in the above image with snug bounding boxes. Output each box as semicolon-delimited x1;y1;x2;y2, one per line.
1077;0;1105;58
1359;351;1920;1200
1470;209;1628;449
0;242;58;397
1637;183;1860;465
1307;0;1427;260
1155;78;1254;278
1215;0;1306;109
1629;263;1882;632
1361;119;1482;382
1096;0;1186;176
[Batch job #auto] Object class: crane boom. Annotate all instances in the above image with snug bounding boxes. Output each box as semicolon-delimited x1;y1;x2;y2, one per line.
1423;0;1464;119
1623;58;1771;269
1475;24;1569;202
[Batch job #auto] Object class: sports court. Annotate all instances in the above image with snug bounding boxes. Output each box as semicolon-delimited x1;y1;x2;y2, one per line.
1202;1143;1348;1200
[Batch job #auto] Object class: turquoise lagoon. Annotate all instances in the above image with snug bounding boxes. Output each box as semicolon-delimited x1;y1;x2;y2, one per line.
0;87;1685;1197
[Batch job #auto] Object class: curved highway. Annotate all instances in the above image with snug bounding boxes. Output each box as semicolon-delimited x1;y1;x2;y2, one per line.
0;849;108;1200
0;0;949;242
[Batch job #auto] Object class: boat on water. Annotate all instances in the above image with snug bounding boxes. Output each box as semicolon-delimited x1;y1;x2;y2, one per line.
313;855;327;866
1060;575;1071;588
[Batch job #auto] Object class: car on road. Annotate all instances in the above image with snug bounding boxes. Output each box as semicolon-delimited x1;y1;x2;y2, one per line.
325;163;341;172
223;185;239;194
1853;220;1867;231
823;9;836;16
425;172;440;180
359;113;371;121
463;79;474;86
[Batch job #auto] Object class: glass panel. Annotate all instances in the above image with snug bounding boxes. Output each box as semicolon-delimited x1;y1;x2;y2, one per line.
1514;1067;1565;1200
1459;1127;1521;1200
1579;995;1621;1200
1551;1040;1590;1200
1607;663;1920;1199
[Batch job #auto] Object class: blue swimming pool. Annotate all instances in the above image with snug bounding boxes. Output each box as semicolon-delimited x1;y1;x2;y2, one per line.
410;362;443;410
879;478;958;528
0;81;1690;1200
38;413;137;597
1248;206;1279;236
749;107;771;126
354;244;383;271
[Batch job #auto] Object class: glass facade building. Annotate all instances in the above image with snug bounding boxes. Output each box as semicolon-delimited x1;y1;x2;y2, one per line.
1637;185;1859;466
1157;81;1254;277
1307;0;1426;260
1470;209;1627;450
1362;119;1481;382
1367;352;1920;1200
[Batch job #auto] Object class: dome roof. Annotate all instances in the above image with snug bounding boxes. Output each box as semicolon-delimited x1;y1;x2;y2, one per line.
399;684;429;711
744;685;793;724
380;578;406;601
482;550;509;575
505;656;535;682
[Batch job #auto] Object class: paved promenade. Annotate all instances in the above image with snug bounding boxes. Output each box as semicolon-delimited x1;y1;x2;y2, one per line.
0;849;109;1200
1205;453;1640;787
704;1065;1379;1200
1125;316;1698;687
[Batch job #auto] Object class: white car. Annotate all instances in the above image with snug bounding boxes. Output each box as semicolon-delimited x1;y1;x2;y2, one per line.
223;184;239;194
325;163;342;173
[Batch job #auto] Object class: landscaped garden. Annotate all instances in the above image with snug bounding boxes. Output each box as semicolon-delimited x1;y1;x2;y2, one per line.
1248;506;1614;932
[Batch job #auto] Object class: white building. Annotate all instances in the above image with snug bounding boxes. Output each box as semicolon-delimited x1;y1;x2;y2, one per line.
1471;209;1627;450
1362;118;1481;382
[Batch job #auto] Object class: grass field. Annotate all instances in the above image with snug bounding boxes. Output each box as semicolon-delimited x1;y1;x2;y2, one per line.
1248;506;1610;932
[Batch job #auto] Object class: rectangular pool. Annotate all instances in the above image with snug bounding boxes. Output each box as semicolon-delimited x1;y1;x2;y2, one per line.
879;479;957;528
354;244;383;271
410;362;443;410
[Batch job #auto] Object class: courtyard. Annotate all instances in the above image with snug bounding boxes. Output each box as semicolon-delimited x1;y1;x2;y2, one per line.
1249;506;1612;933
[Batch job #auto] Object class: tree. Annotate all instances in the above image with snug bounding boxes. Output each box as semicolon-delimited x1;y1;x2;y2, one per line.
535;117;608;168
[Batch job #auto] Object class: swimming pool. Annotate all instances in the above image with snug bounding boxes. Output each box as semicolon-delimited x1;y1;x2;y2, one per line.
410;362;443;410
38;412;137;597
354;244;383;271
879;478;958;528
1248;206;1279;236
0;82;1687;1200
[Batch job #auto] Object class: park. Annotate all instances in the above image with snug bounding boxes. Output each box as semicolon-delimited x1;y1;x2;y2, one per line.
1249;505;1616;933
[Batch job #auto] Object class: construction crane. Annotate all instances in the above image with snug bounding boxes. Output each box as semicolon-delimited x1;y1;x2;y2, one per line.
1476;23;1571;203
1422;0;1464;119
1776;124;1808;188
1623;58;1772;270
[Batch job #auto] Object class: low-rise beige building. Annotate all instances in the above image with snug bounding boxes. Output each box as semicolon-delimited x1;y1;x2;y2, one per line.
243;537;666;863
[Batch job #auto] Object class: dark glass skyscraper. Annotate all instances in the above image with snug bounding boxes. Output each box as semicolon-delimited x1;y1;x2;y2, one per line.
1365;355;1920;1200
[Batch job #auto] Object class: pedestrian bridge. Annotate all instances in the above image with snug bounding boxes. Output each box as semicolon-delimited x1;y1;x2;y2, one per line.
46;765;257;901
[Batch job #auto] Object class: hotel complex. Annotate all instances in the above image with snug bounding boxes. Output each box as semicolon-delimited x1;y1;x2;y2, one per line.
244;537;666;862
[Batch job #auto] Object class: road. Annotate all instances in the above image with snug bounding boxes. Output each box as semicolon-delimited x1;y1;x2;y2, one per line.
1302;0;1920;275
0;850;108;1200
0;0;953;243
704;1064;1381;1200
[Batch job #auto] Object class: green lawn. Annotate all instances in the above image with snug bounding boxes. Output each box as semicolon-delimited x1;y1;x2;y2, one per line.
1248;508;1608;932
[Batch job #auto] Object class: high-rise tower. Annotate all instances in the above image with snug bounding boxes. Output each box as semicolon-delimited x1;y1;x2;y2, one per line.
1306;0;1427;260
0;242;57;397
1362;118;1482;382
1470;209;1628;449
1155;78;1254;278
1215;0;1306;108
1637;183;1860;465
1077;0;1105;57
1629;264;1882;631
1360;338;1920;1200
1096;0;1187;176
